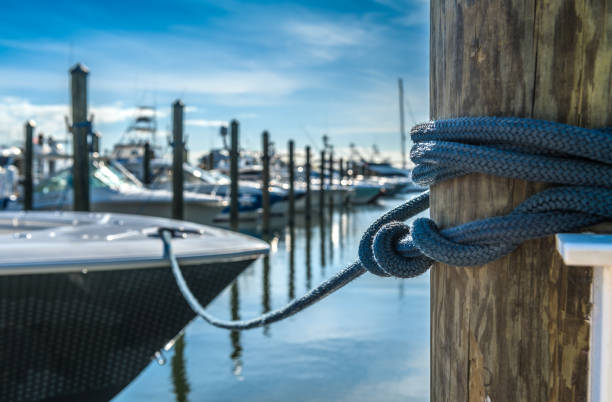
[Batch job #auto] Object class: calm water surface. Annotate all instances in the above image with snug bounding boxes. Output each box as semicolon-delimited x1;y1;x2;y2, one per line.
114;193;430;402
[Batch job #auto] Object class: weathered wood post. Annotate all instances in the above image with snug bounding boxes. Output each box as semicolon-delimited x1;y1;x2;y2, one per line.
305;146;312;224
23;121;35;211
208;152;214;170
319;150;325;213
143;141;152;186
288;140;295;227
229;120;239;230
398;78;406;170
261;131;270;234
338;158;344;182
328;150;334;212
91;132;100;154
430;1;611;401
172;100;184;220
70;63;90;212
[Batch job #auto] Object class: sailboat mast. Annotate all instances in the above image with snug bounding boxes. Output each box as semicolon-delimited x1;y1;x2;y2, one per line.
398;78;406;170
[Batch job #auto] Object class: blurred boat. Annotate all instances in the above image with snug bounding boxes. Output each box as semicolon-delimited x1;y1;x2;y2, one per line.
25;160;226;225
0;210;268;402
148;161;289;221
364;163;426;194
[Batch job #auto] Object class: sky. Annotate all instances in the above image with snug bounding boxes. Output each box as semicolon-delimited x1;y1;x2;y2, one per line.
0;0;429;165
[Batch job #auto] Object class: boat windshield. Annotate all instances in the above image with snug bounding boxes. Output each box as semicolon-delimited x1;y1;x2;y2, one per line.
186;165;230;185
36;161;142;193
93;162;142;190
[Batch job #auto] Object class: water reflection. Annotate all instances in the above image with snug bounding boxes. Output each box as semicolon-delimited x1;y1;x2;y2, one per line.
229;282;242;377
170;335;191;402
288;224;295;301
305;219;312;289
262;251;271;336
114;193;430;402
328;205;334;263
319;211;325;273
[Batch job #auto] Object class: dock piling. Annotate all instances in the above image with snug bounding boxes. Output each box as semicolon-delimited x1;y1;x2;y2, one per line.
304;146;311;224
288;140;295;227
143;141;152;186
430;1;610;400
171;100;184;220
229;120;239;230
261;131;270;234
70;63;90;212
319;150;325;214
328;150;334;211
23;121;35;211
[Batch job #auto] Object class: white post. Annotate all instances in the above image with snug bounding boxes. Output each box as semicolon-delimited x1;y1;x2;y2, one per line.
556;233;612;402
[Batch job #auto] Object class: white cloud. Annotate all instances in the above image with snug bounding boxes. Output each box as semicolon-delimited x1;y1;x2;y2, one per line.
94;70;302;97
185;119;226;127
0;97;154;143
286;21;365;47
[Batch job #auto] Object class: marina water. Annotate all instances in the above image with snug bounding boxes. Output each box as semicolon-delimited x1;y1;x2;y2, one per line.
114;193;429;402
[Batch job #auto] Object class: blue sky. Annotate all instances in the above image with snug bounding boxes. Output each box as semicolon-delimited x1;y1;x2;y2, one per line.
0;0;429;164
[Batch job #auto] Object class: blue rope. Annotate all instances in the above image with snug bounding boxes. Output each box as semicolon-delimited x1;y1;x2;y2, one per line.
161;116;612;330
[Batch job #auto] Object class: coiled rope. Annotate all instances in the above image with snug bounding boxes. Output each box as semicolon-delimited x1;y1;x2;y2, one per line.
160;116;612;330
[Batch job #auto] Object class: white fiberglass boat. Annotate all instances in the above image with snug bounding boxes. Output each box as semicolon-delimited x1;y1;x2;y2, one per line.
148;161;290;221
29;160;227;225
0;210;268;402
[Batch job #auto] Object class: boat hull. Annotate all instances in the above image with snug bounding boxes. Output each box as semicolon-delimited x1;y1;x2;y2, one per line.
0;258;255;402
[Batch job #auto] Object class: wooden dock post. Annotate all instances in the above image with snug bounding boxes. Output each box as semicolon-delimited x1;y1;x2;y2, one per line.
338;158;344;182
23;121;35;211
305;146;312;224
319;150;325;214
143;141;152;186
288;140;295;226
172;100;184;220
70;63;90;212
229;120;239;230
261;131;270;234
429;1;611;401
91;132;100;154
328;151;334;211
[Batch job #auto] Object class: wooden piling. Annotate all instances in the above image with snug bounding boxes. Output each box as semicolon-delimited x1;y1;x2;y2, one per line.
172;100;184;220
328;151;334;210
429;1;611;401
70;63;90;212
261;131;270;234
229;120;239;230
305;146;312;223
288;140;295;226
143;141;152;185
91;132;100;154
23;121;34;211
398;78;406;170
319;150;325;213
338;158;344;182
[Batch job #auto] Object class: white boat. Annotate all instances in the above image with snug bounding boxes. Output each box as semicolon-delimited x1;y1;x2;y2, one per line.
0;210;268;402
29;160;227;225
345;179;383;204
147;161;290;221
0;146;20;208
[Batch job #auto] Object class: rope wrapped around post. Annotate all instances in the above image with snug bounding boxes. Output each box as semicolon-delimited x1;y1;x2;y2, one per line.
160;116;612;330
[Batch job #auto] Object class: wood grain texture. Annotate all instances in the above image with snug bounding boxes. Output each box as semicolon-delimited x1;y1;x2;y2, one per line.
429;1;611;401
